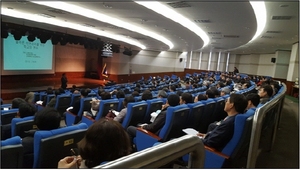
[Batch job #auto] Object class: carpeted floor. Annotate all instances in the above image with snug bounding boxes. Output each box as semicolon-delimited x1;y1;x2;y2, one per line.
255;95;299;168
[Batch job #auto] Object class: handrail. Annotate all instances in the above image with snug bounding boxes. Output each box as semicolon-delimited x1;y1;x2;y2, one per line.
94;135;205;169
246;83;286;168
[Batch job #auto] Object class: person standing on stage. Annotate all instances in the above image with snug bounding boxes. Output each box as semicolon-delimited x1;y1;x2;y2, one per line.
61;73;68;89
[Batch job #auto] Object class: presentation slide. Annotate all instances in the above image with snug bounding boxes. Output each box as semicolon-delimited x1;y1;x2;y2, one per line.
2;33;54;74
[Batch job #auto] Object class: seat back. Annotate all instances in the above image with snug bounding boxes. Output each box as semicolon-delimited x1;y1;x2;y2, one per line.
1;109;19;125
46;94;55;105
159;105;190;142
122;101;148;129
222;108;256;156
54;95;72;117
33;123;88;168
1;136;23;168
212;97;227;122
95;99;119;120
144;99;164;123
77;97;93;117
70;93;81;106
117;98;125;111
187;102;205;131
199;100;216;133
11;116;35;138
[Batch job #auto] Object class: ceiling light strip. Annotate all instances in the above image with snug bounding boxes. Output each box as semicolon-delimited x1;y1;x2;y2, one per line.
135;1;210;48
1;8;146;49
249;1;267;42
31;1;173;49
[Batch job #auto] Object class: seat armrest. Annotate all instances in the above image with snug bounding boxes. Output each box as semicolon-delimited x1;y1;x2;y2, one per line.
81;116;95;128
204;145;229;159
137;128;162;140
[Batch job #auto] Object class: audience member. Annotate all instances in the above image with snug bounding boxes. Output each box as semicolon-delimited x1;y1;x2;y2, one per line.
46;89;61;108
157;90;167;98
58;119;132;168
220;87;231;97
141;90;153;101
180;92;193;104
258;84;273;104
197;93;247;151
22;107;61;168
24;92;35;104
194;94;207;103
11;97;26;109
245;93;260;111
112;96;135;123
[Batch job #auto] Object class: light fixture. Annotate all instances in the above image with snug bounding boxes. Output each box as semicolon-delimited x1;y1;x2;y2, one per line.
1;7;146;49
135;1;210;48
30;1;172;49
249;1;267;42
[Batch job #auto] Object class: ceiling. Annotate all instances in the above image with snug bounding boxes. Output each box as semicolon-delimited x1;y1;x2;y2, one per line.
1;1;299;55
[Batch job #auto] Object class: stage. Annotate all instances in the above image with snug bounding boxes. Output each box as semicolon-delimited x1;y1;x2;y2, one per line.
1;78;106;102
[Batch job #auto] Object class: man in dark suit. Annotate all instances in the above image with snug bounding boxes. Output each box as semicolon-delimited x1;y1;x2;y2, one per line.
197;93;247;151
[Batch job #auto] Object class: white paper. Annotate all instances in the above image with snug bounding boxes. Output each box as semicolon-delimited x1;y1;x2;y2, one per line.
66;106;73;111
36;100;43;105
182;128;199;135
112;110;119;116
3;107;9;111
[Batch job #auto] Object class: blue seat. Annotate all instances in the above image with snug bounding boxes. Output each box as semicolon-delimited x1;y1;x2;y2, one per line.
212;97;227;122
81;99;119;127
199;99;216;133
117;98;125;111
11;116;35;138
33;123;88;168
204;108;256;168
1;103;12;109
135;104;190;151
121;101;148;129
1;136;23;168
69;93;81;106
65;97;93;126
1;109;19;125
144;98;164;123
54;94;72;117
187;102;205;131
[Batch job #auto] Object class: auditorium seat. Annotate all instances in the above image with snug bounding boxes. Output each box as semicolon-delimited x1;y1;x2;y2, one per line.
1;136;23;168
70;93;81;106
33;123;88;168
199;99;216;133
117;98;125;111
65;97;93;126
186;102;205;131
203;108;256;168
54;94;72;117
11;116;35;138
1;108;19;125
81;98;119;127
121;101;148;129
144;98;164;123
134;104;190;151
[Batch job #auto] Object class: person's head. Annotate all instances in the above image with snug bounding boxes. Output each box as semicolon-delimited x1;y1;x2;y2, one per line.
98;89;105;97
220;87;231;96
157;90;167;98
134;87;140;93
141;90;153;101
194;94;207;102
24;92;35;103
131;91;140;97
245;93;260;110
34;107;61;130
11;98;26;109
116;90;125;98
206;89;215;98
100;91;112;100
167;94;180;106
72;85;77;89
242;82;251;89
46;87;53;94
123;96;135;107
58;87;65;94
77;119;131;168
62;73;66;77
17;102;37;118
80;88;89;98
224;93;248;115
54;89;61;96
258;84;273;98
169;85;176;92
180;92;193;104
210;86;220;97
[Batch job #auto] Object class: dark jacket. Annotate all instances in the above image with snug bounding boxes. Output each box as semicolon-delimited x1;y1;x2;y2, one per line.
22;129;37;168
203;114;237;151
143;107;168;135
69;98;81;115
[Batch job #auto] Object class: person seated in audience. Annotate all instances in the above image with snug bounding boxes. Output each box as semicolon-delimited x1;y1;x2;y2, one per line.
22;107;61;168
70;85;78;93
194;94;207;103
205;89;215;99
242;81;252;90
245;93;260;111
131;91;140;97
46;89;61;108
24;91;35;105
116;90;125;98
58;118;132;168
169;85;176;92
220;87;231;97
210;86;220;98
179;92;193;104
1;102;37;140
197;93;248;151
126;94;180;143
59;87;66;94
108;95;135;123
157;90;167;99
258;84;273;104
10;97;26;109
141;90;153;101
